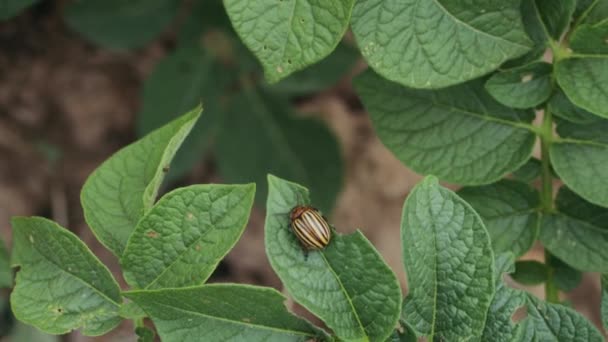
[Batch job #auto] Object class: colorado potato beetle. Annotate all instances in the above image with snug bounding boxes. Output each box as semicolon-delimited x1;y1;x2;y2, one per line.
290;206;331;250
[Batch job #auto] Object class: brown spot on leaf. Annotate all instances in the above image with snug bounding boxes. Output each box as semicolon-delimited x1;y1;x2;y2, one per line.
186;212;194;220
146;230;159;238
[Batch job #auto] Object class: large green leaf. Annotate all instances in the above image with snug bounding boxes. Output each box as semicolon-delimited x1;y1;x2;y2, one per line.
224;0;354;83
355;70;536;185
216;89;342;213
401;176;494;340
125;284;324;341
10;217;122;336
136;43;233;182
550;118;608;207
539;214;608;272
458;180;540;257
351;0;532;89
0;236;10;288
519;294;603;341
556;58;608;119
485;62;553;109
63;0;179;50
512;157;542;182
548;89;601;124
570;21;608;54
121;184;255;289
265;175;401;342
0;0;38;20
81;107;201;257
481;253;527;341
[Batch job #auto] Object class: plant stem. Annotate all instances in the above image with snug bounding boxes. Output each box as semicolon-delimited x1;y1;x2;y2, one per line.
540;108;559;303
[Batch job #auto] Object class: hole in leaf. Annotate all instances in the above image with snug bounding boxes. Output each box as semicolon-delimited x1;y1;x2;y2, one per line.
146;230;159;238
512;304;528;323
521;73;533;83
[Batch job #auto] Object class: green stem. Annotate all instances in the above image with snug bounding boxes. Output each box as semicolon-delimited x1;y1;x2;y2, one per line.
540;108;559;303
135;317;144;328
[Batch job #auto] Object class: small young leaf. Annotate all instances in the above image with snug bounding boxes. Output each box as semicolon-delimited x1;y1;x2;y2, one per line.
265;175;401;342
386;321;417;342
136;44;233;181
118;302;146;320
481;253;527;341
0;0;38;20
551;257;583;292
548;89;601;124
551;118;608;207
355;71;536;185
124;284;324;342
485;62;553;109
10;217;122;336
267;43;359;96
511;260;548;285
458;180;540;257
63;0;179;50
0;236;11;288
351;0;531;89
519;294;603;341
224;0;355;83
401;176;494;340
504;0;548;67
135;327;154;342
216;90;342;213
81;106;202;256
121;184;255;289
512;157;542;182
539;214;608;273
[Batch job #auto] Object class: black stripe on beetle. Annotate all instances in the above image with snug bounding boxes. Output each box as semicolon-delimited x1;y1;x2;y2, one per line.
290;206;331;250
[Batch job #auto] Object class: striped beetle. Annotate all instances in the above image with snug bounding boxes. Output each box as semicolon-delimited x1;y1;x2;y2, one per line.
290;206;331;250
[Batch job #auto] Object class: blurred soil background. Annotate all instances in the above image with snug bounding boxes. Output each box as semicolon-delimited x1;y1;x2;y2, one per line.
0;1;603;341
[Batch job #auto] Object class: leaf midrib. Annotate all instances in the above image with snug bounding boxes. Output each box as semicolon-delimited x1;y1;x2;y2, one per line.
142;300;316;337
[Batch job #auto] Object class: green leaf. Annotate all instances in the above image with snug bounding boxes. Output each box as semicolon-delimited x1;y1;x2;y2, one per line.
0;0;38;20
574;0;608;25
556;58;608;119
385;321;418;342
481;253;527;341
511;260;548;285
216;90;342;213
519;294;603;341
551;257;583;292
534;0;576;39
602;275;608;331
121;184;255;289
401;176;494;340
556;185;608;229
136;43;234;182
355;70;536;185
458;180;540;258
63;0;179;50
351;0;531;89
265;175;401;342
570;21;608;54
224;0;355;83
512;157;542;182
548;89;601;124
550;118;608;206
485;62;553;109
124;284;324;342
135;327;155;342
10;217;122;336
0;236;11;288
504;0;548;67
81;107;202;257
267;43;359;96
539;213;608;273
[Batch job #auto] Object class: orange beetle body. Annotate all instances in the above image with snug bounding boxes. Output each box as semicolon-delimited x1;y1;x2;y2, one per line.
289;206;331;250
